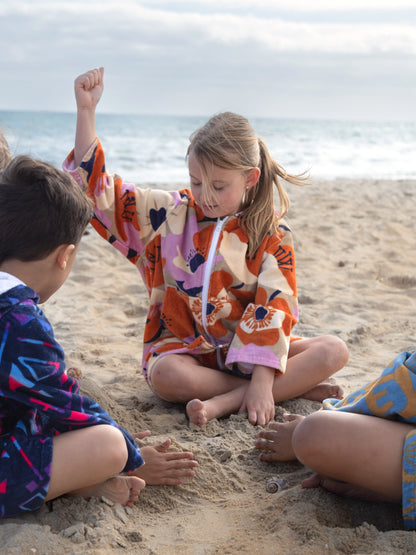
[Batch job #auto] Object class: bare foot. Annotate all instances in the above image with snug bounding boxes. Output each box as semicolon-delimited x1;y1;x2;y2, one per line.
186;399;209;427
302;473;396;503
301;383;344;402
73;475;145;507
254;413;304;461
131;439;198;485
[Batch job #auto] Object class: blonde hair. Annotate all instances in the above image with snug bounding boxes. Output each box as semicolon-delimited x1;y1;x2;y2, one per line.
187;112;307;257
0;131;12;170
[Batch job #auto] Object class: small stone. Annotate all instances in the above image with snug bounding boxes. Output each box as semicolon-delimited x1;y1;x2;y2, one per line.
219;449;232;462
114;506;129;524
101;496;114;506
60;522;85;540
125;530;143;543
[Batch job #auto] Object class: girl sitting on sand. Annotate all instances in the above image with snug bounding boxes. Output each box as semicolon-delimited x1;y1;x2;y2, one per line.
255;350;416;530
64;67;349;428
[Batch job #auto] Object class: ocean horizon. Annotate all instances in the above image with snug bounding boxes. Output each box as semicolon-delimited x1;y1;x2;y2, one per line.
1;109;415;184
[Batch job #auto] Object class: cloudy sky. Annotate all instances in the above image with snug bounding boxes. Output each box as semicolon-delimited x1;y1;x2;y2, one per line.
1;0;415;120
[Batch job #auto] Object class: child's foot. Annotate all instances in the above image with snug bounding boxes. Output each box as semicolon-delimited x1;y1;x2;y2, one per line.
301;473;395;503
73;475;145;507
254;413;304;461
301;383;344;402
186;399;209;427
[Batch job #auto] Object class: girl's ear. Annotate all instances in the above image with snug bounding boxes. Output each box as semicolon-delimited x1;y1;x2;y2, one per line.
56;244;76;270
246;167;260;189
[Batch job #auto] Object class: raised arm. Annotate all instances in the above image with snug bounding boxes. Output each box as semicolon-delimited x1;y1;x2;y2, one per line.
74;67;104;167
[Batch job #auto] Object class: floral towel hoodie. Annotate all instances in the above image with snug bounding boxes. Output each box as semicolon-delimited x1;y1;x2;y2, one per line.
64;138;299;383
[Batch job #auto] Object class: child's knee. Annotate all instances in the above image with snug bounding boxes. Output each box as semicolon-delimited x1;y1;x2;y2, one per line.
150;363;176;400
321;335;349;369
149;356;194;401
95;425;128;472
292;412;326;464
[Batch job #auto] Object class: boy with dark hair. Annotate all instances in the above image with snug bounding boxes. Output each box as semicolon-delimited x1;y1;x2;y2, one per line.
0;155;146;517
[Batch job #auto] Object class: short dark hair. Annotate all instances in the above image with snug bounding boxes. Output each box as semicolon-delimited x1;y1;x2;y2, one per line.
0;155;93;264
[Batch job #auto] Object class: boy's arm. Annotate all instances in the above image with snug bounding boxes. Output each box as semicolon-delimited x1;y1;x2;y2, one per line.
0;307;144;472
74;67;104;167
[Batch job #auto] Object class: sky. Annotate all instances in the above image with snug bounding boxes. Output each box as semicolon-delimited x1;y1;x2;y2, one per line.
0;0;416;121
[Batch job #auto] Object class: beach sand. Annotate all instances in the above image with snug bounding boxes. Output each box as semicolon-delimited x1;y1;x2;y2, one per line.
1;177;415;554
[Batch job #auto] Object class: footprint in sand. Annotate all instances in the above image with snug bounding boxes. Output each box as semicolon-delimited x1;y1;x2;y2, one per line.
388;275;416;289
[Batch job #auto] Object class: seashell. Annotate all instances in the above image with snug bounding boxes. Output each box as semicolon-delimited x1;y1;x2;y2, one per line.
66;367;83;379
266;476;288;493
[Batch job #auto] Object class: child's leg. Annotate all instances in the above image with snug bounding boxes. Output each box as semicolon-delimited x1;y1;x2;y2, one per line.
187;336;347;425
45;425;145;507
151;335;347;426
292;410;413;501
150;354;244;402
273;335;348;401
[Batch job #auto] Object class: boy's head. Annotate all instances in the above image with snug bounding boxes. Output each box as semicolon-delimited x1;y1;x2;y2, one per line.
0;155;93;265
0;131;12;170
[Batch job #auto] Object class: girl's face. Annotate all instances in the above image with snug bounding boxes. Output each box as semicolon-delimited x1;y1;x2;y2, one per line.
188;151;259;219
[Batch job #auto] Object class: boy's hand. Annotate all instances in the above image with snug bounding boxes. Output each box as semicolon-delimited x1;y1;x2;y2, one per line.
130;435;198;486
74;67;104;111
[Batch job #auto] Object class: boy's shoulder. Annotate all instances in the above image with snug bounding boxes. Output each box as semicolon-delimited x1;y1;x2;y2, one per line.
0;283;40;319
0;284;56;352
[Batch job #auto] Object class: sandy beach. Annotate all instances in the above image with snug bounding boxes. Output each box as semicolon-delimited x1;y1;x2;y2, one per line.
0;176;415;554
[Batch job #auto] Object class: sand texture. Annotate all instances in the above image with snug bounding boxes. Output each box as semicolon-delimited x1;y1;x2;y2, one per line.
0;178;415;554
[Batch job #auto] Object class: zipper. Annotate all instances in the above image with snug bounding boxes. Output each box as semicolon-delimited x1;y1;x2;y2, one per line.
201;217;229;368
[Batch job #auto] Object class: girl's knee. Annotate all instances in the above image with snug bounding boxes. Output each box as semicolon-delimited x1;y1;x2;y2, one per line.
319;335;349;369
150;362;179;400
150;355;197;401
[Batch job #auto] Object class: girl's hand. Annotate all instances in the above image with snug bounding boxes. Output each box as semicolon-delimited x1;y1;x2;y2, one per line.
73;67;104;166
239;366;276;426
74;67;104;111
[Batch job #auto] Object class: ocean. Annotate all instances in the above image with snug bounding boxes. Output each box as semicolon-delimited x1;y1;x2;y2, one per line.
1;110;415;184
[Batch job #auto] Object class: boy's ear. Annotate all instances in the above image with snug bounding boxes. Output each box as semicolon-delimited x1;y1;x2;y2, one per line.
246;167;261;189
56;244;76;270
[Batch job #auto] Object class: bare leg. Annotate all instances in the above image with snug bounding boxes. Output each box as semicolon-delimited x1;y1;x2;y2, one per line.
292;410;413;501
45;425;145;507
151;335;348;426
284;336;347;402
254;413;304;461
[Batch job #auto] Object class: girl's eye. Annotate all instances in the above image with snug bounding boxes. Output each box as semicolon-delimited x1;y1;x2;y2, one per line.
214;186;224;192
191;181;201;187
